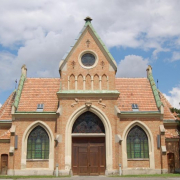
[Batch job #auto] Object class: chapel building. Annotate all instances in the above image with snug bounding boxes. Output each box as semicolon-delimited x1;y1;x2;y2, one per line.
0;17;179;176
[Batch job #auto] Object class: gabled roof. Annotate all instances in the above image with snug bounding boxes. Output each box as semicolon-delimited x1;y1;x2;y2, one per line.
17;78;60;112
165;129;179;139
115;78;159;112
59;17;117;72
159;92;176;120
0;91;16;121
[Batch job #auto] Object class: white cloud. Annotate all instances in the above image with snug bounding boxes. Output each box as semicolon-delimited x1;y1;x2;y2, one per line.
164;87;180;109
171;51;180;62
0;0;180;92
0;103;2;108
116;55;149;78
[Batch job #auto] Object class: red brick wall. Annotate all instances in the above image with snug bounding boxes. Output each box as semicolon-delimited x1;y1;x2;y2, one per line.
11;119;56;169
128;160;149;168
26;160;49;168
60;29;116;91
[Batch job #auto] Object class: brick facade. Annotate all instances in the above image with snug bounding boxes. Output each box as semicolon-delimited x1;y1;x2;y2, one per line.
0;17;179;175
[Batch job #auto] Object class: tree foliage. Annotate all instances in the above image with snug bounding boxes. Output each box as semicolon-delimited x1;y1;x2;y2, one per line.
170;107;180;118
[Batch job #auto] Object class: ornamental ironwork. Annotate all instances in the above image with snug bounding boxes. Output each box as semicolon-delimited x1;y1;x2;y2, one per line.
127;125;149;159
27;126;49;159
72;111;105;133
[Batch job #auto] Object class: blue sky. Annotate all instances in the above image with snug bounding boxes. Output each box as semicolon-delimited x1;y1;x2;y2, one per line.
0;0;180;108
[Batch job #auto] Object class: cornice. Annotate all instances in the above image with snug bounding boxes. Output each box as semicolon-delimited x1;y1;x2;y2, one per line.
165;138;179;142
163;119;179;127
13;112;58;119
57;90;120;98
119;111;161;118
0;139;10;143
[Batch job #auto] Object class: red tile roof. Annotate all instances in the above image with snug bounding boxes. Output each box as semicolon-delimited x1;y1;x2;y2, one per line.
115;78;158;111
0;91;16;120
165;129;179;139
0;130;10;139
17;78;60;112
159;92;176;120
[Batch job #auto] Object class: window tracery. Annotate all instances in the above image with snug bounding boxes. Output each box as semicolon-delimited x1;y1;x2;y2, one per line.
127;126;149;159
72;111;105;133
27;126;49;159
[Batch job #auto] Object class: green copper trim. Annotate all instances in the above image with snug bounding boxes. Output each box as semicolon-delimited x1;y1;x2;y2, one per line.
57;90;120;98
147;73;162;108
0;120;12;123
61;19;117;71
121;111;160;114
163;120;179;124
14;74;26;109
85;21;117;68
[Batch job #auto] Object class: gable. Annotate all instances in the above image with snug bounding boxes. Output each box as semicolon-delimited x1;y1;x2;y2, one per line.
59;18;117;73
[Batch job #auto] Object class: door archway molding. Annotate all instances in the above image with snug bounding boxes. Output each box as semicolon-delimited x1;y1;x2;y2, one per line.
65;105;113;172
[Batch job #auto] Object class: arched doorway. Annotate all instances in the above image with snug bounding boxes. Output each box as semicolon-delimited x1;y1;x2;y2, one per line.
1;154;8;175
167;153;175;173
72;111;106;175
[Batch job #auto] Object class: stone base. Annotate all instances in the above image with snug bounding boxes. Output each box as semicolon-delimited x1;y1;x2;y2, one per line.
58;170;70;176
122;168;168;175
8;169;54;176
105;169;119;175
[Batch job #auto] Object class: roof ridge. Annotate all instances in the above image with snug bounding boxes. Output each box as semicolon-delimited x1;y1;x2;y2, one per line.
147;72;162;109
86;21;117;68
14;74;26;109
0;91;15;119
115;77;147;79
27;77;60;79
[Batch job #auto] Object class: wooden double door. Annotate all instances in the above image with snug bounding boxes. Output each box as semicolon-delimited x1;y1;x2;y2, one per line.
1;154;8;175
72;137;106;176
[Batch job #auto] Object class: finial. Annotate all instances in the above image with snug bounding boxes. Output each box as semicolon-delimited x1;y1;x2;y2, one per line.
84;16;92;22
21;64;27;77
146;65;152;77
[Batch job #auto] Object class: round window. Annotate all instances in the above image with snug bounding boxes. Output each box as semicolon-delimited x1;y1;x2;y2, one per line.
81;53;95;67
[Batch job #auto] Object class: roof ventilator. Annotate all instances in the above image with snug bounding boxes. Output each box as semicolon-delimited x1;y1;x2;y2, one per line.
36;104;44;112
132;103;139;112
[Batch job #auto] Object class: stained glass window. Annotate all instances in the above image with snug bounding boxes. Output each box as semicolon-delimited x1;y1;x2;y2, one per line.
72;111;105;133
127;126;149;159
27;126;49;159
81;53;95;66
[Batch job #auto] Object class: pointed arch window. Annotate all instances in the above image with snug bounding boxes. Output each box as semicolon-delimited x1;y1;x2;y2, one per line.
127;126;149;159
72;111;105;133
27;126;49;159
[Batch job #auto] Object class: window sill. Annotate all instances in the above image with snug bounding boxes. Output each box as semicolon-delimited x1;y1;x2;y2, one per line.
26;159;49;162
127;158;149;161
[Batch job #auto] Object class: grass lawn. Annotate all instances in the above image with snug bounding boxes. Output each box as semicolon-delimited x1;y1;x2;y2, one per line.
0;175;70;179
